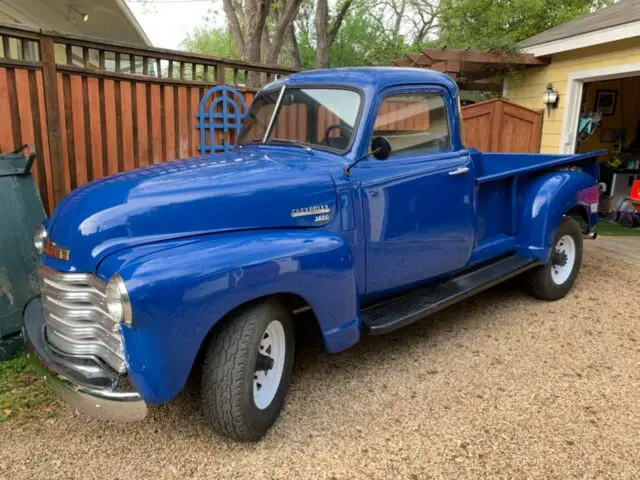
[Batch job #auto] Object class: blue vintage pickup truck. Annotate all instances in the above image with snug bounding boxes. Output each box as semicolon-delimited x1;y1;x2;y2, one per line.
24;67;602;441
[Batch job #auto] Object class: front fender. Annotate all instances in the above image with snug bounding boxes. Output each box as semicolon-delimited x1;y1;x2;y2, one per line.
98;230;359;404
516;171;596;262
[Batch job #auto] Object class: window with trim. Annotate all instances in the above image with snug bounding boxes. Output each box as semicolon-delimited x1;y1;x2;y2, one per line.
372;92;450;156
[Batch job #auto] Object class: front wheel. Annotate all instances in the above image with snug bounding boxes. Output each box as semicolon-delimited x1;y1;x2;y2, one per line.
523;216;583;301
201;300;295;441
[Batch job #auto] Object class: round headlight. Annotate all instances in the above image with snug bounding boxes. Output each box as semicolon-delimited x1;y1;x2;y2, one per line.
34;225;47;254
105;274;133;326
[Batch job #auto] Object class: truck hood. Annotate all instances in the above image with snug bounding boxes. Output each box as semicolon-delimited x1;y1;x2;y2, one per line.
45;149;338;272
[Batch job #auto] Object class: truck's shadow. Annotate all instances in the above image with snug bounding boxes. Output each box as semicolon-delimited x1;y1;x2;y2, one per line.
162;280;533;435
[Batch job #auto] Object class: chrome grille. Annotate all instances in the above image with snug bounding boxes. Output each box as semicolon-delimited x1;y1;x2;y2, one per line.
38;267;126;373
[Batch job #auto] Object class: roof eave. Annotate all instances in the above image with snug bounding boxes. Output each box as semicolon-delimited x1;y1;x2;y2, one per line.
114;0;152;46
520;20;640;57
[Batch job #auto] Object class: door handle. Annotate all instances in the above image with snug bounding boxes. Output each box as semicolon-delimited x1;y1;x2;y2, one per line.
448;166;470;176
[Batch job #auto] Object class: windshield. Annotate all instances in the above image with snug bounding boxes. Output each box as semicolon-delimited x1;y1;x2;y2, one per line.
238;87;361;152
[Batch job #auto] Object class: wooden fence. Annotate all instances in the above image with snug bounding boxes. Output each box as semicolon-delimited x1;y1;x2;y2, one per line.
461;98;543;153
0;22;298;213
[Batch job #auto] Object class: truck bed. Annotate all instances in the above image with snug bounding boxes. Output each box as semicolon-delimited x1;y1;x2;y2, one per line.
469;149;604;266
474;150;605;184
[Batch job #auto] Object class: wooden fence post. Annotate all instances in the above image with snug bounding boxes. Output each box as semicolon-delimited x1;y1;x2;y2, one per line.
216;62;226;85
39;34;65;206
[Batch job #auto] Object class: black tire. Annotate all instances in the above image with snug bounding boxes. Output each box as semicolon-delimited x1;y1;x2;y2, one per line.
201;300;295;442
523;216;583;301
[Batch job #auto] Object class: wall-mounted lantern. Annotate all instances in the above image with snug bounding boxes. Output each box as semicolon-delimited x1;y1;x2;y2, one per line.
66;6;90;24
543;83;559;114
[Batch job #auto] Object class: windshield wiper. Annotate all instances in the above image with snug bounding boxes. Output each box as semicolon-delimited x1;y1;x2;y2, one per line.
266;139;314;153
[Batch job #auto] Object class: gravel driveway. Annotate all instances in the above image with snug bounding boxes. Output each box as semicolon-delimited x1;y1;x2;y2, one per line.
1;246;639;479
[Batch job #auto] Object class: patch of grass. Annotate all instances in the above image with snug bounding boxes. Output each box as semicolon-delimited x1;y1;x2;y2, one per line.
596;221;640;237
0;354;57;423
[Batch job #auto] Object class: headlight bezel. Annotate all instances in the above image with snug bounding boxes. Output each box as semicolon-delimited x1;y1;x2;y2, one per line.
105;274;133;326
34;225;48;254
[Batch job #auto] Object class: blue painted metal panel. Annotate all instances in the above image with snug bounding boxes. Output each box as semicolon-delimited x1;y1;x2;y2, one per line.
355;151;475;298
42;149;340;273
196;85;248;154
97;229;359;404
475;149;605;183
516;170;598;261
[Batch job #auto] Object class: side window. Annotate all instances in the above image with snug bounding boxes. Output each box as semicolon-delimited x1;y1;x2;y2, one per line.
372;92;450;156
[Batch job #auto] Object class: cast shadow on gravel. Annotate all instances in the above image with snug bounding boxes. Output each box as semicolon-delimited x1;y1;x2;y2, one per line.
157;281;532;434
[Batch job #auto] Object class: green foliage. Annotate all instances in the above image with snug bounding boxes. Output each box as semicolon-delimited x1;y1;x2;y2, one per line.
596;221;640;236
180;0;614;71
0;354;57;423
438;0;614;50
327;5;407;67
181;25;238;59
294;3;409;68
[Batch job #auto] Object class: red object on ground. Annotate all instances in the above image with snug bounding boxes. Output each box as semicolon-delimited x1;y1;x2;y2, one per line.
630;180;640;212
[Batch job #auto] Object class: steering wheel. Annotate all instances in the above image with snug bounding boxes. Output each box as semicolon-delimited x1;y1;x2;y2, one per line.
322;124;352;149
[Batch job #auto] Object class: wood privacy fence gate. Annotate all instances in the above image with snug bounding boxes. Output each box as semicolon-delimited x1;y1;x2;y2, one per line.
0;22;298;213
461;99;543;154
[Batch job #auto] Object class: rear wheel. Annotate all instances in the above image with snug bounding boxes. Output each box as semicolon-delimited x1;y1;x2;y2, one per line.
201;300;295;442
523;216;583;301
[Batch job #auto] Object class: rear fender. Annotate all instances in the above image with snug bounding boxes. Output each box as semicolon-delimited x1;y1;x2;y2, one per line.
98;230;359;404
516;171;597;262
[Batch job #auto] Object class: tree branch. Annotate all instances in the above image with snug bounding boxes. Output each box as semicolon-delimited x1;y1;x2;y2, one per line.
266;0;303;63
222;0;245;54
327;0;354;45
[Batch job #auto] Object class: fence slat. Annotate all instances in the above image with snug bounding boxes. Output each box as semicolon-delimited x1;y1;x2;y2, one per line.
190;86;200;157
103;79;119;175
119;81;135;172
163;85;176;160
150;84;162;164
56;72;71;193
0;68;14;153
69;75;87;185
135;82;149;167
14;69;34;150
177;86;189;158
14;68;42;197
35;71;54;210
86;77;104;179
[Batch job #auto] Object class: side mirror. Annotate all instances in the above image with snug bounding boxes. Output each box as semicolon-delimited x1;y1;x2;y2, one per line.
371;136;391;160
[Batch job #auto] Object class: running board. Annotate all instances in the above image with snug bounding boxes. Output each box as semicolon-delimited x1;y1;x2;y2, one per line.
361;255;538;335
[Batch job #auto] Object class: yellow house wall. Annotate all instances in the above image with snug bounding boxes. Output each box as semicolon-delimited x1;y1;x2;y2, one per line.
507;37;640;153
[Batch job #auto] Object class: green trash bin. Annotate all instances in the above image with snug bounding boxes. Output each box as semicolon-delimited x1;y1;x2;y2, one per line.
0;147;46;360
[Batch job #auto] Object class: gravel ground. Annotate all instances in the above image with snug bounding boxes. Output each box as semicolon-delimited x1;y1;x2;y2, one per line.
1;246;639;479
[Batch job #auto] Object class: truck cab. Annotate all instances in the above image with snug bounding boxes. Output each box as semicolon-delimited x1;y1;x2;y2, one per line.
24;67;602;442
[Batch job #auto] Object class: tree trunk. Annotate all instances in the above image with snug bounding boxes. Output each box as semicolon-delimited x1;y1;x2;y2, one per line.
265;0;303;65
314;0;330;68
244;0;272;86
314;0;354;69
220;0;301;85
222;0;245;54
282;25;301;68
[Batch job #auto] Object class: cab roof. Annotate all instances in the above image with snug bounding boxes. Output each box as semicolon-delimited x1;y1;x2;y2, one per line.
270;67;459;96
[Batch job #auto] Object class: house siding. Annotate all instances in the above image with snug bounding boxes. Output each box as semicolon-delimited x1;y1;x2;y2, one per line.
507;37;640;153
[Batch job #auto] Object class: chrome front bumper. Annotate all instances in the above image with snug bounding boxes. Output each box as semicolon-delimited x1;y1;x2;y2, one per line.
23;297;147;422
